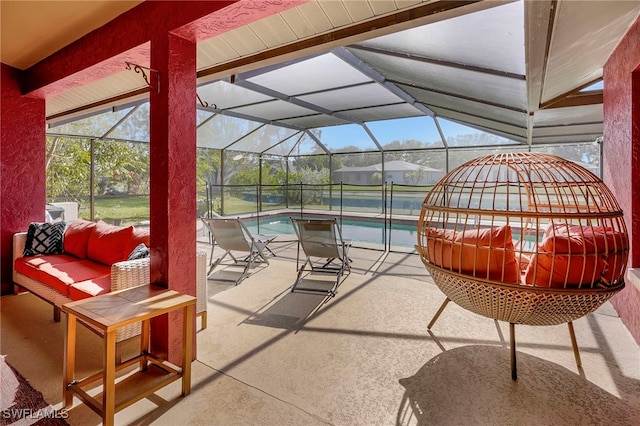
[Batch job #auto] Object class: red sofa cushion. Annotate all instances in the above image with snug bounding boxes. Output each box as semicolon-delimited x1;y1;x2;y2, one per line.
38;260;110;295
15;255;110;296
63;219;96;259
87;221;133;265
425;225;520;283
69;276;111;300
130;227;150;253
14;254;80;288
15;253;78;271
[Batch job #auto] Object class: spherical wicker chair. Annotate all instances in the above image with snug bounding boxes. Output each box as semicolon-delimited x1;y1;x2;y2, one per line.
417;152;628;379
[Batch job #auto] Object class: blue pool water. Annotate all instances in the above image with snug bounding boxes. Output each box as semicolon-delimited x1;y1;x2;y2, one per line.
244;217;419;249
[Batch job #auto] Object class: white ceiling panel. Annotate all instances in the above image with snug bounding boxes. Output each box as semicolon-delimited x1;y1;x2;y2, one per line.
319;1;354;28
246;53;372;96
344;103;423;122
197;81;272;110
220;26;267;57
342;1;375;21
47;70;144;117
249;14;298;48
298;83;404;111
230;100;318;122
34;0;637;154
197;37;241;71
357;1;525;75
279;114;349;129
542;0;640;103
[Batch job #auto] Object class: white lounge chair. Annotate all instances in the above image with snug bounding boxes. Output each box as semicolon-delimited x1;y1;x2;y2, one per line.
201;217;275;285
290;217;352;296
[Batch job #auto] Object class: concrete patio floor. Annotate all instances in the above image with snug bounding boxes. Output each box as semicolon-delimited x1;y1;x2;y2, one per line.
1;236;639;425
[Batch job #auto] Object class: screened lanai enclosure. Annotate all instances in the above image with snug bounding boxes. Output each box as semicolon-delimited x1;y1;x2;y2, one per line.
43;0;637;250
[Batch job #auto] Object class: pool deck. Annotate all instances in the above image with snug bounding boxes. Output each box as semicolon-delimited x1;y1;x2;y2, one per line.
1;229;638;425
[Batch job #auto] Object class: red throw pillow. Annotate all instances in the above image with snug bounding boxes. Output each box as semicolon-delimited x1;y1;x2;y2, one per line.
425;225;520;284
87;221;134;265
63;219;96;259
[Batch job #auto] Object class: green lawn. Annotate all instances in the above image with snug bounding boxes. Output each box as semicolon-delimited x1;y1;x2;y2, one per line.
71;186;429;225
77;196;150;226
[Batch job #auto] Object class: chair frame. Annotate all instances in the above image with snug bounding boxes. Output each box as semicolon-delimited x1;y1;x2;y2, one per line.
290;217;351;296
201;217;274;285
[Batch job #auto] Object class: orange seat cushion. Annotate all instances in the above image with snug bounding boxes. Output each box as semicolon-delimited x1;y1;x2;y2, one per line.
63;219;96;259
87;221;134;265
425;225;520;283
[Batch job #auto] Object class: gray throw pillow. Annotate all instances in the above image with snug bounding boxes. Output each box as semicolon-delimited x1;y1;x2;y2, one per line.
127;243;150;260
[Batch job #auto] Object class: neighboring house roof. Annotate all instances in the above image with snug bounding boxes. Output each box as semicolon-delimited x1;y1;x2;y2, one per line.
335;160;442;173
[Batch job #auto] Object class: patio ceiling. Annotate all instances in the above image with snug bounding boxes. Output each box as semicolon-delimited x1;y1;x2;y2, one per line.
4;1;640;151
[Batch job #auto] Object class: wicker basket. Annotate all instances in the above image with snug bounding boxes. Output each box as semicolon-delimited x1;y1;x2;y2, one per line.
418;152;628;378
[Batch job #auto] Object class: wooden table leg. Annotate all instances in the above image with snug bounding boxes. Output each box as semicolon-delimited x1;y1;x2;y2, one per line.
182;304;194;396
63;313;76;409
141;319;150;371
103;330;116;426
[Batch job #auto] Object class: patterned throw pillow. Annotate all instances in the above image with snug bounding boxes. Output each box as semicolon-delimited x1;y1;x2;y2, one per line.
22;221;66;257
128;243;150;260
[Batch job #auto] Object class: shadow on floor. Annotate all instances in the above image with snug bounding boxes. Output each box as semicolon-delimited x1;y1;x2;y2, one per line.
398;345;640;426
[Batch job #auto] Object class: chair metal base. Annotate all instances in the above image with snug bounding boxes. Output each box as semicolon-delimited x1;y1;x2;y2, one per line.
428;297;582;380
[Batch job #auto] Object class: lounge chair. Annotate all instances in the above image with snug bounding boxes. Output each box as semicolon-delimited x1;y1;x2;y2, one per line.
201;217;275;285
290;218;352;296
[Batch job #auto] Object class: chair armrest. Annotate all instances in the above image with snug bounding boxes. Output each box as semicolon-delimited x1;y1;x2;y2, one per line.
111;257;150;292
12;232;27;263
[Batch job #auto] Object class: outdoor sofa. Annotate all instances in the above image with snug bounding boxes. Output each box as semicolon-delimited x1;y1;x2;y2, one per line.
12;219;207;350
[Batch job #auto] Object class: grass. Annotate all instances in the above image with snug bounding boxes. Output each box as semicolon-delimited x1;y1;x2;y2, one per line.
72;187;426;225
77;195;150;226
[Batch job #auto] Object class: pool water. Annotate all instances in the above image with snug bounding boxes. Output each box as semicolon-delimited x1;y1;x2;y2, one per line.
244;217;419;249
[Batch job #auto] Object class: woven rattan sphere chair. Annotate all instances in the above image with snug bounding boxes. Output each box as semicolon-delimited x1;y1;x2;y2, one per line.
417;152;628;380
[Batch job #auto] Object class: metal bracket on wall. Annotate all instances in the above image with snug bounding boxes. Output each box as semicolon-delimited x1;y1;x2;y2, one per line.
197;93;216;109
125;62;160;94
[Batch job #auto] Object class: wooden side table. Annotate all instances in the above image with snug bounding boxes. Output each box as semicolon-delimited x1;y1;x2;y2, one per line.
61;284;196;426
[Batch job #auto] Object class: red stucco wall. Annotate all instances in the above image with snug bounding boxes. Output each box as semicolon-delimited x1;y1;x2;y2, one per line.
0;64;46;294
603;17;640;344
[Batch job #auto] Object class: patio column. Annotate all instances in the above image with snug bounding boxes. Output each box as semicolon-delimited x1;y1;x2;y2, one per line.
149;32;197;365
603;16;640;345
0;64;46;295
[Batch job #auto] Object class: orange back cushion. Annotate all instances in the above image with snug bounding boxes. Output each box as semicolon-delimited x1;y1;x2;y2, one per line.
533;224;628;286
425;225;520;283
524;251;604;288
87;221;134;265
63;219;96;259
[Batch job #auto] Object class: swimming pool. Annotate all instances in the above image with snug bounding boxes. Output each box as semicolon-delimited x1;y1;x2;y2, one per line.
243;216;419;249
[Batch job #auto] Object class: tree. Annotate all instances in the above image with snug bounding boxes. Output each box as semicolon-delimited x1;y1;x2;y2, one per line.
93;140;149;196
46;137;91;205
46;137;150;205
371;172;382;185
